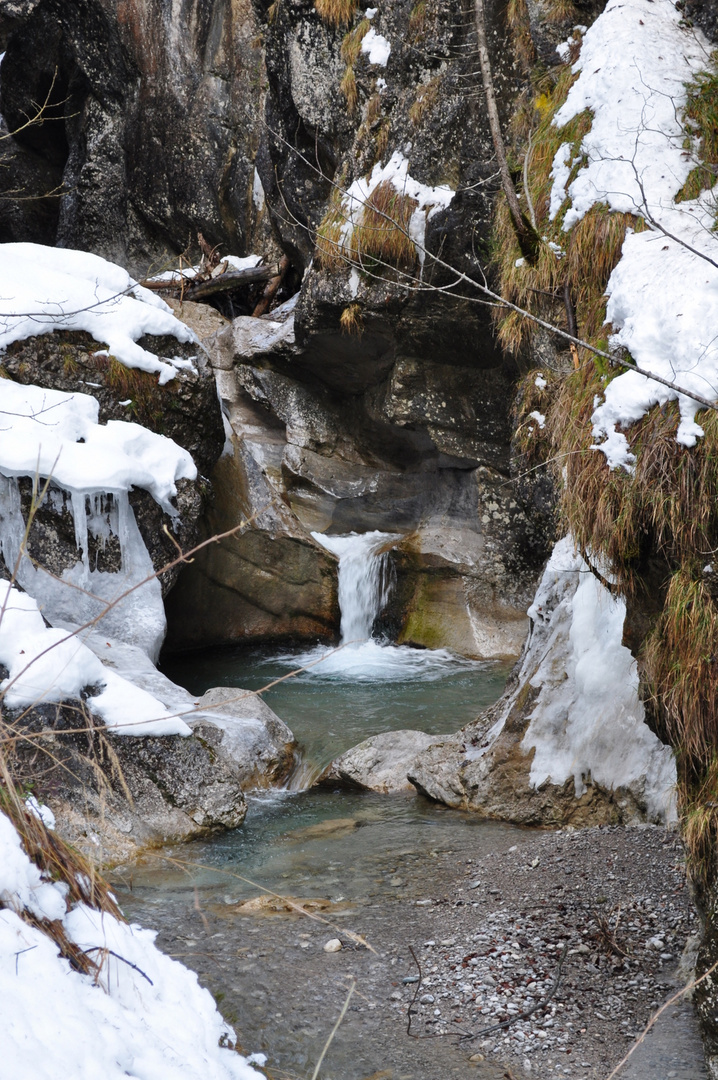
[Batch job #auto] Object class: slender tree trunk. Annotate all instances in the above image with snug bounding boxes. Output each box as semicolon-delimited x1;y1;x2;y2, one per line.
474;0;540;260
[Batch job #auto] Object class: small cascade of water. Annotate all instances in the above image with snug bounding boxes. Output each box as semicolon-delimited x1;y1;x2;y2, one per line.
311;530;397;642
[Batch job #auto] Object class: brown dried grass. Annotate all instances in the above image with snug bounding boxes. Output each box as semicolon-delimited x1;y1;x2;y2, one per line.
409;77;441;127
341;18;370;65
340;302;364;335
0;746;124;974
315;187;348;271
340;64;358;113
506;0;536;71
315;0;357;27
352;181;418;268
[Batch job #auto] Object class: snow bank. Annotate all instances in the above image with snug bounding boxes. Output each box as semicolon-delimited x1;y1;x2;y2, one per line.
0;382;195;512
0;381;197;660
0;580;191;735
518;538;676;821
549;0;718;467
0;811;261;1080
337;151;454;273
0;243;199;384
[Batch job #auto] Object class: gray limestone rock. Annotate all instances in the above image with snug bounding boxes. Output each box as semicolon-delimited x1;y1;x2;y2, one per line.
321;729;441;794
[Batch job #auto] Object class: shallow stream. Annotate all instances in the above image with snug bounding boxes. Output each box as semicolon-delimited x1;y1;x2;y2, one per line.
122;643;517;1079
115;534;706;1079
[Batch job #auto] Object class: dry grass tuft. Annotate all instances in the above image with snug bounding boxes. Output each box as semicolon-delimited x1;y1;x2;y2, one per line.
0;751;124;975
643;570;718;768
374;118;390;163
676;65;718;204
93;355;165;428
544;0;578;23
341;18;370;65
506;0;536;71
316;186;348;271
409;77;441;127
340;64;358;113
315;0;357;27
366;92;381;126
409;0;427;39
340;302;364;335
353;181;418;268
316;179;418;271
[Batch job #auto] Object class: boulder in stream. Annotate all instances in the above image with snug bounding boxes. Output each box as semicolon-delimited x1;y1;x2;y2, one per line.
321;729;439;794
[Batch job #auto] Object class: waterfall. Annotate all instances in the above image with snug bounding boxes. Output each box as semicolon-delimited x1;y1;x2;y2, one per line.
311;531;397;643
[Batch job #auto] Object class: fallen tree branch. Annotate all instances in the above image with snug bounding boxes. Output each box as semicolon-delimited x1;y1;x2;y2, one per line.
473;0;540;260
184;263;278;301
138;263;278;300
253;254;290;316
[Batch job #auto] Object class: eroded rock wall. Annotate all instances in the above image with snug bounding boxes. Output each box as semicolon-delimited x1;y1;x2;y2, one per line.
0;0;269;275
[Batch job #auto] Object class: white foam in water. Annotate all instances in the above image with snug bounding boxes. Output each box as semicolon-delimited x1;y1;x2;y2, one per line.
294;531;478;681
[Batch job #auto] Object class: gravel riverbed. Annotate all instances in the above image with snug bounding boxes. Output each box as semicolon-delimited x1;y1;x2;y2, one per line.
115;813;703;1080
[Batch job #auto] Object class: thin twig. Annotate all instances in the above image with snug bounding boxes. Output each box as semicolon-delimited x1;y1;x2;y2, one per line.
83;946;154;985
310;981;356;1080
604;958;718;1079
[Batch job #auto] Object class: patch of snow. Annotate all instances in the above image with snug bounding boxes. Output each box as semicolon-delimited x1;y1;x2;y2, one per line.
252;168;265;211
223;254;263;272
529;410;546;429
365;6;377;17
0;244;198;384
361;26;391;66
548;142;573;221
0;382;195;513
515;257;526;268
376;76;387;93
0;810;262;1079
25;796;56;830
0;579;190;735
548;0;718;466
519;537;676;822
535;375;548;389
348;266;361;298
552;0;707;229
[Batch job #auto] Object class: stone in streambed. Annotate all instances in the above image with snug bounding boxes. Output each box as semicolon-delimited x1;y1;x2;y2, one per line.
193;686;297;790
319;730;440;794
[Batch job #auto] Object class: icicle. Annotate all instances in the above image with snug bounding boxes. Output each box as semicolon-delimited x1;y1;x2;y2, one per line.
69;489;89;577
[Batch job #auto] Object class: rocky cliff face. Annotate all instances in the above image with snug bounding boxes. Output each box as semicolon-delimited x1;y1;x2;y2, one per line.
159;0;562;656
0;0;270;275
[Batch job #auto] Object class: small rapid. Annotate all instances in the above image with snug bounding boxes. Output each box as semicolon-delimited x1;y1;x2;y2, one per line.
162;531;505;783
311;530;397;643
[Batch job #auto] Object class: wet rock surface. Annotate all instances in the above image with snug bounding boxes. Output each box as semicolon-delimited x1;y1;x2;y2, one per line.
0;0;269;275
321;729;438;794
193;685;297;789
114;816;703;1079
10;699;248;866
